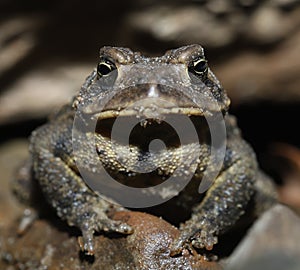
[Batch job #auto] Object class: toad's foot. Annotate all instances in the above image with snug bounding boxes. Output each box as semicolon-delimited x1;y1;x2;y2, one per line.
170;227;217;256
76;208;133;256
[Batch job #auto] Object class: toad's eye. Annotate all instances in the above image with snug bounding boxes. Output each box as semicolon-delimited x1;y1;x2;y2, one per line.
97;59;116;77
189;58;208;75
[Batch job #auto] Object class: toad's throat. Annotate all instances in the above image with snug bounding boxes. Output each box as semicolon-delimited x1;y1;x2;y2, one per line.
91;109;210;183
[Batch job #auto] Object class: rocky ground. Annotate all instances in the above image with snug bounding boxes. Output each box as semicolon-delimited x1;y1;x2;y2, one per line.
1;1;300;269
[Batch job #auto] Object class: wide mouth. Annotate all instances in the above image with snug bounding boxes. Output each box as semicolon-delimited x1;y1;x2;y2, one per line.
95;107;210;150
93;106;205;119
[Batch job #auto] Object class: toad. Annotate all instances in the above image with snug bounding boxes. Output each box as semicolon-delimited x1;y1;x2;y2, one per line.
14;45;277;256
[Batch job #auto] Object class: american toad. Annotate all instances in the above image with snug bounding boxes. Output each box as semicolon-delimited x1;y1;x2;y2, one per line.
14;45;277;256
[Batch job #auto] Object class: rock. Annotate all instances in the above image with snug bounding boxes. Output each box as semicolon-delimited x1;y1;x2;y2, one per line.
0;212;221;270
225;204;300;270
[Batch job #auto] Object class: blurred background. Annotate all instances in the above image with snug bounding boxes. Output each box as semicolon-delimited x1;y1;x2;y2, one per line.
0;1;300;269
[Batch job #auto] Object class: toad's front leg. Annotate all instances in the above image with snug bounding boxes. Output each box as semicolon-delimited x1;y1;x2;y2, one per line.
170;141;257;255
30;122;133;256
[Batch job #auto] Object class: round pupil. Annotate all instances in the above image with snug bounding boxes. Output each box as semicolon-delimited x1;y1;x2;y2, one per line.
98;62;112;76
194;60;207;73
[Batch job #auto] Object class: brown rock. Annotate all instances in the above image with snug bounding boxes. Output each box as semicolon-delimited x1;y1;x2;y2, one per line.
114;211;222;270
0;212;221;270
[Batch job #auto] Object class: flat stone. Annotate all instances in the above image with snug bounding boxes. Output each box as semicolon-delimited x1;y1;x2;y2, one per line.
225;204;300;270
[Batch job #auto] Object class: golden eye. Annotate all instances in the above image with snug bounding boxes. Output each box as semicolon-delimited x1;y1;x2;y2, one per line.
97;58;116;77
190;58;208;75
